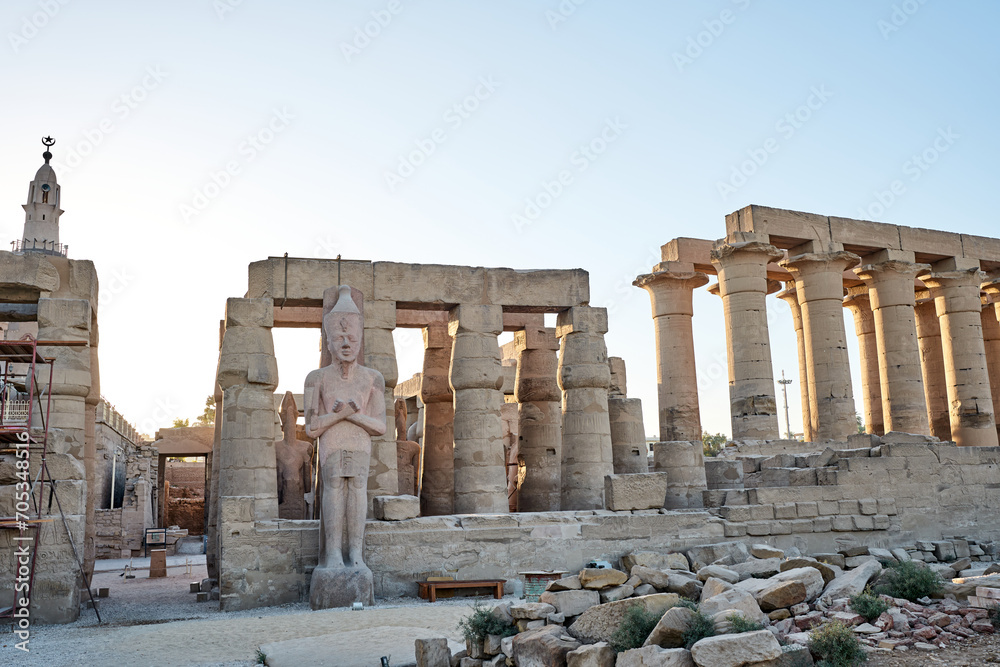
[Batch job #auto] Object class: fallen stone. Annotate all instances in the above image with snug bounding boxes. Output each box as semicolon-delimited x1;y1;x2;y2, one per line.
698;588;767;624
566;641;615;667
548;612;566;625
753;643;815;667
623;551;691;573
617;646;695;667
579;568;628;590
730;558;781;580
768;609;791;621
844;555;878;569
686;542;750;571
511;602;556;620
416;638;452;667
689;630;783;667
511;625;581;667
484;634;503;656
952;557;972;572
784;632;813;647
913;641;939;651
757;581;807;612
812;553;846;569
567;593;679;643
600;584;634;604
547;575;582;592
853;623;880;634
821;559;882;600
868;548;897;564
700;578;734;602
644;606;697;649
540;590;601;617
839;545;869;558
789;603;809;616
696;565;740;584
829;611;863;626
890;548;911;563
928;611;952;627
751;544;785;559
634;584;657;597
780;558;840;586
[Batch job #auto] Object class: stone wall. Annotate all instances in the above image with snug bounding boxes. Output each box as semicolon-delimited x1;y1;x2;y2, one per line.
166;460;206;494
94;508;124;559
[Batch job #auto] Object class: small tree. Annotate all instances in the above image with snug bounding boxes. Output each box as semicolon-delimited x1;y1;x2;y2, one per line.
702;431;728;458
856;413;865;434
171;417;190;428
196;395;216;426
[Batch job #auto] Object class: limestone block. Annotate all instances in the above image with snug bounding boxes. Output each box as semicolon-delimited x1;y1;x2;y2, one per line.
547;575;582;591
511;625;581;667
416;638;452;667
566;641;615;667
609;397;649;475
539;589;600;617
699;578;734;602
696;565;739;584
644;605;696;649
556;306;608;336
604;473;669;511
485;267;589;309
689;630;782;667
705;459;744;490
617;646;694;667
0;249;60;291
697;588;766;624
821;559;882;600
567;593;679;643
225;297;273;328
780;557;839;585
622;551;691;573
373;494;420;521
599;584;634;603
579;568;628;590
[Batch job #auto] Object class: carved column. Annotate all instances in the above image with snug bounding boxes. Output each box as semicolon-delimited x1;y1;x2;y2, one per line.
981;299;1000;443
557;306;614;510
842;286;883;436
633;263;709;442
419;322;454;516
780;251;859;441
778;282;815;440
711;241;783;440
914;294;951;441
449;304;508;514
362;300;399;510
920;262;998;446
855;255;930;435
607;356;648;474
513;324;562;511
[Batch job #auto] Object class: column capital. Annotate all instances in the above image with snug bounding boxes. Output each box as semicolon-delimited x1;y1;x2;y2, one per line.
710;240;783;264
855;260;928;309
556;306;608;337
780;251;859;302
449;303;503;336
514;325;558;352
919;267;988;313
634;266;709;318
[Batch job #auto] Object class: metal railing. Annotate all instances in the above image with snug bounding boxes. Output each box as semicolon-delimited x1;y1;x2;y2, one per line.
10;239;68;257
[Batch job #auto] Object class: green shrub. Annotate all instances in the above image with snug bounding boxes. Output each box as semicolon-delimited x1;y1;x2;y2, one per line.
458;602;517;644
727;613;764;633
873;560;943;602
682;609;716;649
848;587;890;622
609;604;666;653
809;620;867;667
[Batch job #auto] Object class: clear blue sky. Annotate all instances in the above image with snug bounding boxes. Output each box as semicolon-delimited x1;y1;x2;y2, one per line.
2;0;998;438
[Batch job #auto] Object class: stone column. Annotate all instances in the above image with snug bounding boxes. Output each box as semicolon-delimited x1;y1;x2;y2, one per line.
914;294;951;441
854;254;930;435
981;299;1000;442
362;299;399;511
780;250;859;441
711;240;783;440
920;261;998;447
33;298;93;623
513;324;562;511
842;286;882;436
777;282;815;440
449;304;508;514
607;357;648;474
420;322;455;516
633;263;709;441
557;306;614;510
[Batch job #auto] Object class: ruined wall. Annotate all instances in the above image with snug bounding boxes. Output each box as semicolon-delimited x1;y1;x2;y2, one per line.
94;508;123;559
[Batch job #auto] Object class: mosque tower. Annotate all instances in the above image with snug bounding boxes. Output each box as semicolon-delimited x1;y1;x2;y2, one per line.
17;136;66;256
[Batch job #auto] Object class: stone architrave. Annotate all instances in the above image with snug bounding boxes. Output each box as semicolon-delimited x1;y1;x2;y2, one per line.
449;304;509;514
514;324;563;512
780;250;860;441
634;264;709;442
275;391;313;520
855;254;930;435
557;306;614;510
981;295;1000;442
914;294;951;441
420;322;455;515
920;262;998;447
711;240;783;440
393;399;421;497
304;285;387;609
843;286;883;436
778;282;815;440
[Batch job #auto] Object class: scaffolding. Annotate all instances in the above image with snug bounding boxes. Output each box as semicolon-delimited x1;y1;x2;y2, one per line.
0;335;100;623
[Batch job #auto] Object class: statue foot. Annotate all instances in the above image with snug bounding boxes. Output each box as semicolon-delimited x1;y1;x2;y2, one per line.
349;550;366;568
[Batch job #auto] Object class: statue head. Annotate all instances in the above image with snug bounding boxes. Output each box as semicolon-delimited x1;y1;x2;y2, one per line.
324;285;362;365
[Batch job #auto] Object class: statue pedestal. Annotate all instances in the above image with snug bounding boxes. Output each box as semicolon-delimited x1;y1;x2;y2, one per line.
309;565;374;610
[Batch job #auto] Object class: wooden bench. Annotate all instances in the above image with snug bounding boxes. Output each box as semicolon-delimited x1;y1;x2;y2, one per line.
417;579;505;603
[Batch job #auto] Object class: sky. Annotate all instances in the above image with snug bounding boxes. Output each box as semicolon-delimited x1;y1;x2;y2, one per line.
2;0;998;440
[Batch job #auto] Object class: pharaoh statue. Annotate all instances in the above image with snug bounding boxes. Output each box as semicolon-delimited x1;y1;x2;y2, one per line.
275;391;313;520
394;399;421;497
304;285;386;609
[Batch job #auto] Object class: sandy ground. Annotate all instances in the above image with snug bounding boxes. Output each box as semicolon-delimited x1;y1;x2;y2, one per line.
1;555;479;667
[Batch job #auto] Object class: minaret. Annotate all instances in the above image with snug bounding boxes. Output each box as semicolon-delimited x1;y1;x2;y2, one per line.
19;136;66;256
